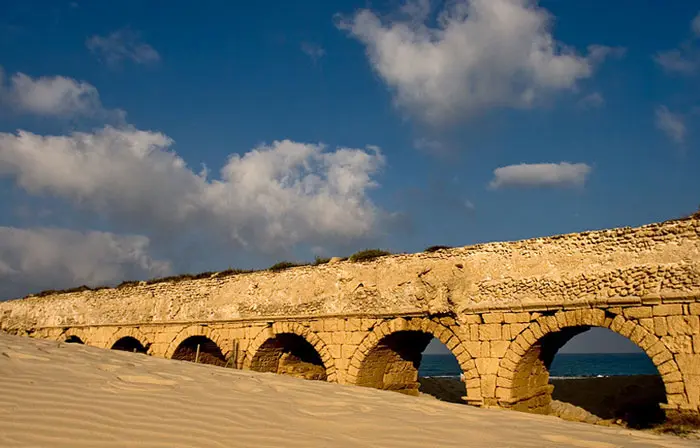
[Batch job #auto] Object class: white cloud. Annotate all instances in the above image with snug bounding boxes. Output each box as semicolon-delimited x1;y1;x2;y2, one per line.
0;67;123;120
654;49;698;75
489;162;591;189
577;92;604;109
301;42;326;63
339;0;621;125
655;105;686;145
0;127;385;252
0;227;170;300
654;12;700;75
86;29;161;67
413;137;443;152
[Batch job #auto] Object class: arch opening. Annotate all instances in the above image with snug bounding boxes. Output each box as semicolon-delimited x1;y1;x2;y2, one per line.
250;333;327;381
172;336;226;366
65;335;84;344
111;336;148;354
509;326;666;428
357;330;465;403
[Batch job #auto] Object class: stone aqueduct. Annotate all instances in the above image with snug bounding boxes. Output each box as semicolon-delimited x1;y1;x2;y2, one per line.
2;215;700;418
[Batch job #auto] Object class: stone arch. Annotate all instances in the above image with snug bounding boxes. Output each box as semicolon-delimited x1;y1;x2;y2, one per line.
244;322;336;382
164;325;228;366
106;328;151;354
346;317;477;400
495;309;686;416
59;328;92;345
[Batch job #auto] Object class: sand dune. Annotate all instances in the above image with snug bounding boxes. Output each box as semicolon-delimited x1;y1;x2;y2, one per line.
0;334;694;448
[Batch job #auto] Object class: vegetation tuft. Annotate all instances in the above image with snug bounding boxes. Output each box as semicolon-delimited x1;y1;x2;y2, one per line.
349;249;391;263
313;256;331;265
268;261;302;272
424;245;453;253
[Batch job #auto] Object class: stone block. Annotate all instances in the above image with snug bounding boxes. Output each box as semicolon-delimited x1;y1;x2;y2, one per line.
662;336;693;354
509;323;528;337
610;315;625;333
623;306;653;320
629;325;647;345
647;340;666;357
657;360;677;375
654;304;683;317
521;329;536;345
341;345;355;359
690;303;700;316
476;359;499;375
652;349;672;366
694;335;700;354
504;312;530;324
462;314;482;324
483;313;505;324
479;324;502;341
499;357;517;372
638;333;656;351
555;312;568;329
328;344;341;358
464;341;481;358
345;319;361;332
666;382;686;395
654;317;668;337
331;332;346;345
639;318;654;332
490;341;510;358
619;321;636;338
469;325;479;341
501;325;511;341
665;370;683;383
496;386;512;399
481;375;497;398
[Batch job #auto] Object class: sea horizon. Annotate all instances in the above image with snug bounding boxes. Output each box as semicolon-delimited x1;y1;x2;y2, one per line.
419;352;659;379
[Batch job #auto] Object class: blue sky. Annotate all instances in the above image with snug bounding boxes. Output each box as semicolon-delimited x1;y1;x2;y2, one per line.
1;1;698;353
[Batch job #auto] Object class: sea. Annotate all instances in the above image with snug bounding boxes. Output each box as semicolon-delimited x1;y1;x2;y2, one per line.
419;352;659;379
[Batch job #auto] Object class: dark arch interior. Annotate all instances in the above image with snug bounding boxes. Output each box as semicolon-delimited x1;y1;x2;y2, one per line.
250;333;327;381
172;336;226;366
356;330;465;402
111;336;148;354
511;326;665;428
65;335;84;344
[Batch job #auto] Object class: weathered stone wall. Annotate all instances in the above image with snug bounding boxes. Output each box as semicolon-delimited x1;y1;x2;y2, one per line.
1;215;698;330
1;215;699;418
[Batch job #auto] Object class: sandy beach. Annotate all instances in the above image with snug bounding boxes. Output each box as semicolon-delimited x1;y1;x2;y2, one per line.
0;333;696;448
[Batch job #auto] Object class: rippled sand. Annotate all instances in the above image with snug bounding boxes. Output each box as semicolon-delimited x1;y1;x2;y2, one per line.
0;333;694;448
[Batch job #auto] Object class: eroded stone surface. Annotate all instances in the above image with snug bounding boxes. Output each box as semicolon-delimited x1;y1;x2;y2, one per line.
1;215;699;418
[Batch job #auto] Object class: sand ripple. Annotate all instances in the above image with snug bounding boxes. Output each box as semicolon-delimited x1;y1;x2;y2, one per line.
0;334;696;448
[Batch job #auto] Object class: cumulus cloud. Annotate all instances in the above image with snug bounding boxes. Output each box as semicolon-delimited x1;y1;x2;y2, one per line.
0;227;170;300
0;67;123;121
655;105;686;145
86;29;161;67
301;42;326;63
0;127;385;252
338;0;621;125
577;92;604;109
654;11;700;75
489;162;591;189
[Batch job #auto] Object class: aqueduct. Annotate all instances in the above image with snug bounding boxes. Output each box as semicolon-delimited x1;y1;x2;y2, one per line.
1;215;699;419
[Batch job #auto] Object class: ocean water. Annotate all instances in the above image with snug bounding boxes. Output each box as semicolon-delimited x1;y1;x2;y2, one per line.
419;352;659;379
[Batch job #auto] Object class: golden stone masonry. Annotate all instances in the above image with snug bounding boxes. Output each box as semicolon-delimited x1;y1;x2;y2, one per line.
2;214;699;418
